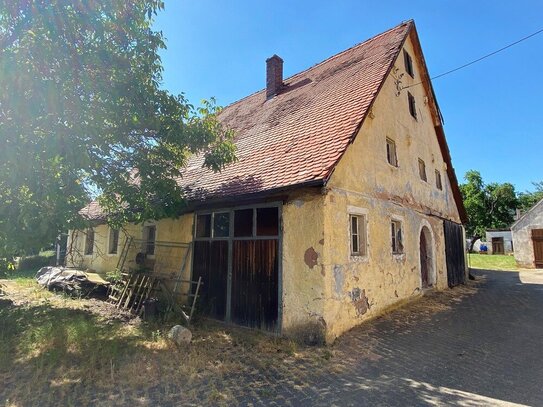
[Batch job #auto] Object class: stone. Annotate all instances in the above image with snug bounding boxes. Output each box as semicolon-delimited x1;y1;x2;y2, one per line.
168;325;192;345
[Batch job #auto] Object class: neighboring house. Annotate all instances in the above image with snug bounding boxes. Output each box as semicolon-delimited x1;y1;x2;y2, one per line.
67;20;467;343
511;198;543;268
485;229;513;254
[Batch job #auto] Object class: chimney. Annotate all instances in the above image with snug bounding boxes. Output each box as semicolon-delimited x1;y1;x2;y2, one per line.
266;54;283;99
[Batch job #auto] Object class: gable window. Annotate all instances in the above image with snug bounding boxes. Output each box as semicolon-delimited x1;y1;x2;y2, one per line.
143;225;156;255
386;138;398;167
108;228;119;254
350;214;367;256
408;92;417;119
418;158;427;182
435;169;443;190
391;220;403;254
84;229;94;255
404;50;414;77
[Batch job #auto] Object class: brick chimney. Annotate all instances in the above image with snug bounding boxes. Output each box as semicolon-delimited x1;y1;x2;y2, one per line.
266;54;283;99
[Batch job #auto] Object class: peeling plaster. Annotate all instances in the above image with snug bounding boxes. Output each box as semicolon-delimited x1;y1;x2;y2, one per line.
333;265;344;295
350;287;370;316
304;247;319;269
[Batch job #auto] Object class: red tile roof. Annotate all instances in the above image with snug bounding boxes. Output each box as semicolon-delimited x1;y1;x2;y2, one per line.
177;21;412;201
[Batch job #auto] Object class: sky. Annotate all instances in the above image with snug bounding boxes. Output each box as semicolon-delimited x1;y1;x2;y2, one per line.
153;1;543;193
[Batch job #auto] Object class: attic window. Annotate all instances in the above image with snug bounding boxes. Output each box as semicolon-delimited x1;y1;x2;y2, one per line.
418;158;427;182
404;50;414;77
435;169;443;190
386;138;398;167
408;92;417;119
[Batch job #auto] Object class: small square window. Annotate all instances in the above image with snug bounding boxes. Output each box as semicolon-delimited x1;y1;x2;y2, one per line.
391;220;403;254
350;214;367;256
404;50;414;77
108;228;119;254
213;212;230;237
234;208;253;237
418;158;427;182
408;92;417;119
257;207;279;236
435;169;443;190
386;138;398;167
84;229;94;255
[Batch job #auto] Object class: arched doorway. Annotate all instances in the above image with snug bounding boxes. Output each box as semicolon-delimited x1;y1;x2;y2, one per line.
420;226;434;288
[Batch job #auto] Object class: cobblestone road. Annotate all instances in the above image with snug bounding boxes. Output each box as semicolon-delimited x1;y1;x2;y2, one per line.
206;269;543;406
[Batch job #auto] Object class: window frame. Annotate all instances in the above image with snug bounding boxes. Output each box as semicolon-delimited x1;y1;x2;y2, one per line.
408;91;417;119
391;219;404;255
143;224;156;256
404;50;414;78
347;206;368;259
386;137;398;167
418;158;427;182
108;227;120;255
84;228;94;256
435;169;443;190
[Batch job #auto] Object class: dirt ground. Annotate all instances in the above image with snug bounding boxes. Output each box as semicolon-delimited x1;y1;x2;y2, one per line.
0;276;479;406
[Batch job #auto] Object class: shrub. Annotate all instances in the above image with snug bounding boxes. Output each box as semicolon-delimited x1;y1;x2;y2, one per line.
0;258;16;277
17;254;56;272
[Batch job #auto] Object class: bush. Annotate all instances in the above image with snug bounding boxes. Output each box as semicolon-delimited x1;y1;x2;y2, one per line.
0;258;16;277
17;254;56;272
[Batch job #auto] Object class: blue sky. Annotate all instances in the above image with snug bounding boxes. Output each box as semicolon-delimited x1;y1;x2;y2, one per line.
154;1;543;193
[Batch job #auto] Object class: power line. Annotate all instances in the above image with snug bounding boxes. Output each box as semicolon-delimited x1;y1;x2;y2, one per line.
403;27;543;89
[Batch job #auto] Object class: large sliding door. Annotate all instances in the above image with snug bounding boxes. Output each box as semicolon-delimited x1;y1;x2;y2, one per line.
192;204;281;332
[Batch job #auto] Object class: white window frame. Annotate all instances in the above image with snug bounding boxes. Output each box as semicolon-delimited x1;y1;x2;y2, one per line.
348;206;368;260
391;219;404;255
108;227;120;255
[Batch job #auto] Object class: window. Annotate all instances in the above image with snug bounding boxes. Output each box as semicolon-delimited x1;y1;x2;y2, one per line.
350;214;367;256
196;214;211;238
435;169;443;190
391;220;403;254
143;225;156;255
195;206;280;240
418;158;427;182
108;228;119;254
408;92;417;119
404;50;414;77
386;138;398;167
84;228;94;255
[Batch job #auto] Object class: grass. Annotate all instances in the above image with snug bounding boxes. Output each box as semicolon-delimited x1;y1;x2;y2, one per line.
468;253;519;271
0;272;335;406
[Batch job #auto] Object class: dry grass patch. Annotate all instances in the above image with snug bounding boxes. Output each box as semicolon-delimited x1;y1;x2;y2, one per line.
0;277;334;406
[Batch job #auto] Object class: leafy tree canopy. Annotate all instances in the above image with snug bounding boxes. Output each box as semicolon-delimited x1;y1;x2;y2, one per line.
517;181;543;213
0;1;236;256
460;170;517;247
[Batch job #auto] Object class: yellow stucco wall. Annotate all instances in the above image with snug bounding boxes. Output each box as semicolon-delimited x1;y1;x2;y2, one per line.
66;215;194;285
319;35;463;342
281;190;327;336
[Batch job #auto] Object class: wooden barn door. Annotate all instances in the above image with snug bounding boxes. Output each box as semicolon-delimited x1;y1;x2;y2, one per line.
532;229;543;268
492;237;504;254
443;220;466;287
192;205;281;332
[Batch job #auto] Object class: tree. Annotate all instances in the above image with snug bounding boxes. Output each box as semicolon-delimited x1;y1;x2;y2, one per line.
460;170;518;251
0;1;236;256
517;181;543;213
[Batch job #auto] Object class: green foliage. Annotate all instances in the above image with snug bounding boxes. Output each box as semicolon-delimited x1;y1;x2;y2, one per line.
105;268;123;284
460;170;518;240
517;181;543;213
17;254;56;272
0;1;236;255
0;258;16;277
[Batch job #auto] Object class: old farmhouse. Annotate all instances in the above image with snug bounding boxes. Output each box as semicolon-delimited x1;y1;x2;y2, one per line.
67;20;467;343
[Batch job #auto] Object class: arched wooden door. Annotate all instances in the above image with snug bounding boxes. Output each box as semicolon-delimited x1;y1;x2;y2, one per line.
420;230;429;288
